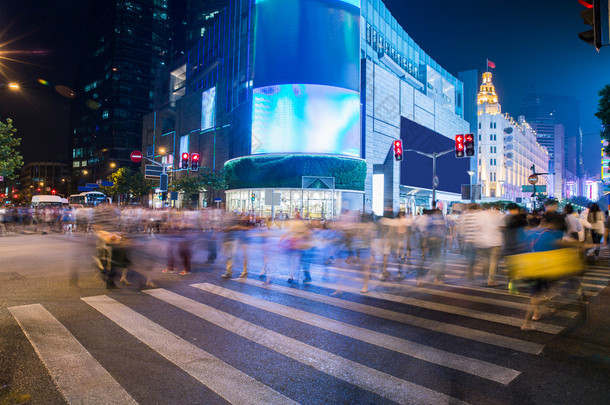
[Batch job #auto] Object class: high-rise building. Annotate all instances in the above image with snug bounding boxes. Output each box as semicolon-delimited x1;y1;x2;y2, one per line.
70;0;171;184
184;0;227;50
519;92;582;198
476;72;549;202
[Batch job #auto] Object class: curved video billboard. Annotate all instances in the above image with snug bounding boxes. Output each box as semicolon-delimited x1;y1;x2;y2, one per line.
254;0;360;92
252;0;361;158
252;84;360;156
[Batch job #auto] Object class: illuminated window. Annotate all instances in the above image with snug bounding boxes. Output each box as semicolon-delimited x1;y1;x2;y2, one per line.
490;146;493;153
490;122;493;129
478;122;481;129
102;110;109;119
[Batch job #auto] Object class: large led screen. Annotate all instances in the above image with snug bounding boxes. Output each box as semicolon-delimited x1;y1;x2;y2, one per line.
252;84;360;157
201;87;216;131
254;0;360;92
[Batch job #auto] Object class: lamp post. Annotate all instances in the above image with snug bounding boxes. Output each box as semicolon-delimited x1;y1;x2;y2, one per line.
467;170;475;203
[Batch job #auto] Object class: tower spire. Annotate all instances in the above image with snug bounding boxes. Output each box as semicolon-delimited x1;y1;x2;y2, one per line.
477;71;501;115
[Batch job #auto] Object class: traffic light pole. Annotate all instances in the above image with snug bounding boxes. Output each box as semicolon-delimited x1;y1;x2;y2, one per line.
404;148;454;209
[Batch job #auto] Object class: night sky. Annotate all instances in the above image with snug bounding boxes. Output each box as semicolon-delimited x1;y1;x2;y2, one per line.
383;0;610;175
0;0;608;175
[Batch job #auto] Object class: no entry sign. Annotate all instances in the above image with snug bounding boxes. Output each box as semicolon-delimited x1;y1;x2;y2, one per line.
130;151;143;163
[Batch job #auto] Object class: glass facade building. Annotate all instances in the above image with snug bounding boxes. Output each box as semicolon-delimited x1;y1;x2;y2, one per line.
144;0;471;215
71;0;171;186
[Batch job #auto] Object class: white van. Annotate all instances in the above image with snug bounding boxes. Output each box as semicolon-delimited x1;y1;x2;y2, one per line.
31;195;65;207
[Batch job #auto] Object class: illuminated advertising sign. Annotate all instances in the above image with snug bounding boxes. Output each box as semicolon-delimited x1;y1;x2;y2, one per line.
254;0;360;92
252;84;360;157
201;87;216;131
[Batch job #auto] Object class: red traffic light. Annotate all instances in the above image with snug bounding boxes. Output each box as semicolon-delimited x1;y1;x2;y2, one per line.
37;188;41;192
191;153;199;161
13;194;18;199
181;152;189;169
455;134;465;158
393;139;403;161
51;189;56;195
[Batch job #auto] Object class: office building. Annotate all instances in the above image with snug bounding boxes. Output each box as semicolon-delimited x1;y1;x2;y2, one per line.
71;0;171;185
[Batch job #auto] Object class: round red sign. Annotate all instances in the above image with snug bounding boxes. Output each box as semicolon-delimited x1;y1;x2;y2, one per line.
130;151;143;163
528;174;539;185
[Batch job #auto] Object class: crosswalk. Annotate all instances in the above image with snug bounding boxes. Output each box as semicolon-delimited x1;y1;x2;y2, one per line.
8;255;609;404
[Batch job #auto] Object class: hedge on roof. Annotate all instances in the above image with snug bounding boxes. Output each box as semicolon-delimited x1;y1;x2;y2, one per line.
223;154;366;191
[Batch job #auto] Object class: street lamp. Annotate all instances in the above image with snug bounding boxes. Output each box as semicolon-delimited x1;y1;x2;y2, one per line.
1;82;20;91
110;162;116;169
404;148;454;209
467;170;475;203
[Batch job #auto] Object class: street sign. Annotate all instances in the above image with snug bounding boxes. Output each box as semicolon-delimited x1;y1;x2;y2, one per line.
100;181;113;187
214;198;222;202
78;186;93;192
433;176;439;187
145;164;163;179
130;150;143;163
86;183;99;189
522;185;546;193
528;174;539;185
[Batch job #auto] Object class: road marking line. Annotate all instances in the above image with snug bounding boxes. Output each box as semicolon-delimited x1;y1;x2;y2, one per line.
82;295;297;405
8;304;137;405
314;267;577;318
194;282;521;384
304;280;565;334
233;278;544;355
145;289;471;404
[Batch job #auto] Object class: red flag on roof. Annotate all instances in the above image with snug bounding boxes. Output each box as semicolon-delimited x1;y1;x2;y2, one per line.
487;60;496;69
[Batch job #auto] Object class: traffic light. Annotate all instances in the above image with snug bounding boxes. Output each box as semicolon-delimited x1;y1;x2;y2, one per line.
51;189;56;195
393;139;403;161
191;153;200;171
455;134;465;158
578;0;602;50
464;133;475;157
251;192;255;202
181;152;189;169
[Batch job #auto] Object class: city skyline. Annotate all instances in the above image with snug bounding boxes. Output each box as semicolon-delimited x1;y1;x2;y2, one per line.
0;1;608;174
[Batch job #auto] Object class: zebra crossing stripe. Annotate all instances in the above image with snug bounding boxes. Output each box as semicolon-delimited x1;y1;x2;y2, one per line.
305;280;565;334
312;267;577;318
144;288;471;405
192;282;520;384
233;278;544;355
8;304;138;405
81;295;297;405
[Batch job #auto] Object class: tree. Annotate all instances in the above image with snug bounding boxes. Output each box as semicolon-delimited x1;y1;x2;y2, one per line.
171;175;204;207
200;167;227;207
99;167;155;205
0;118;23;180
596;84;610;151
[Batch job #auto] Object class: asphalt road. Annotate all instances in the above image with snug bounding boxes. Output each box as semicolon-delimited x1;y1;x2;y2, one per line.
1;232;610;405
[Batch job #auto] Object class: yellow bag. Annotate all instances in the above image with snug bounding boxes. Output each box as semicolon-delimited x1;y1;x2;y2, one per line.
506;248;584;281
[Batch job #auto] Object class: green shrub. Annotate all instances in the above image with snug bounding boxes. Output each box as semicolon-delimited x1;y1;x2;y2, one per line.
223;155;366;191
